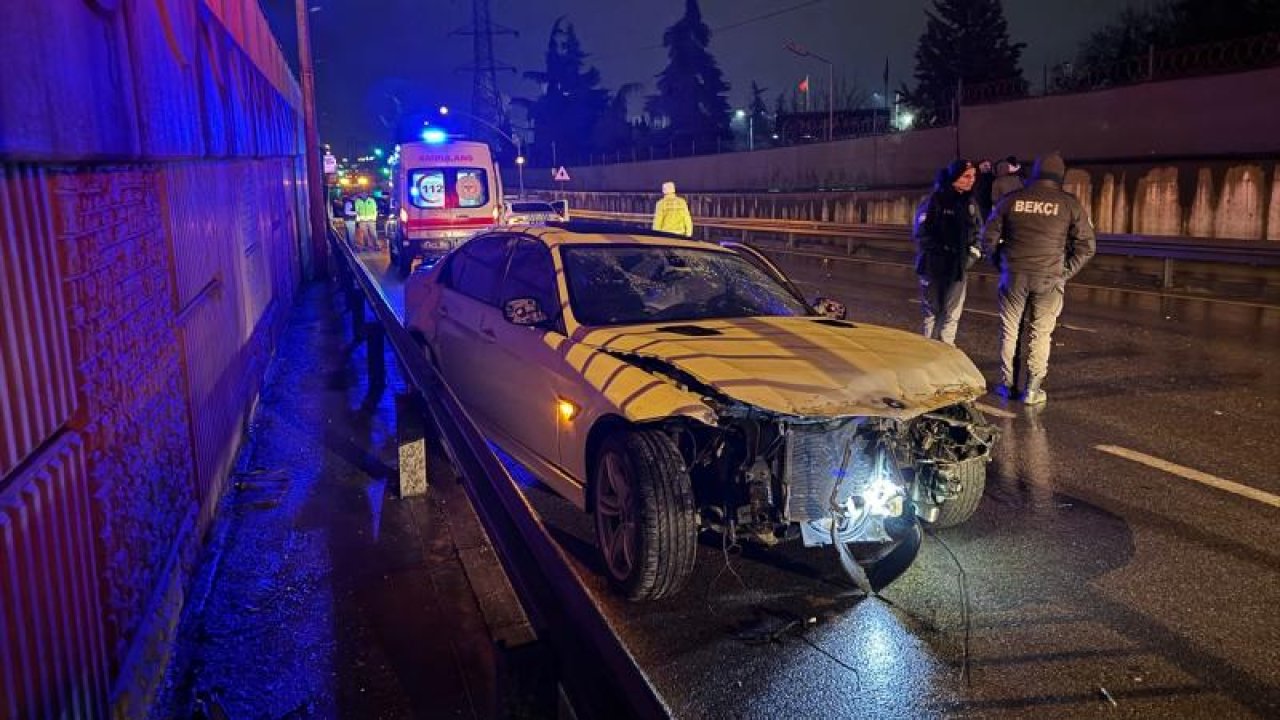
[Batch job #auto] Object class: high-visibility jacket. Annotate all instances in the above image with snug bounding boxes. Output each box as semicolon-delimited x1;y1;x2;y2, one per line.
652;194;693;237
356;197;378;222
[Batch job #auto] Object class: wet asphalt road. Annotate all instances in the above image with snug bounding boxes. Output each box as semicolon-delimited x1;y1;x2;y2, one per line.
366;245;1280;719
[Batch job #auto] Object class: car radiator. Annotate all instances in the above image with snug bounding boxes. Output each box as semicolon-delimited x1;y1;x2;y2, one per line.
783;419;892;545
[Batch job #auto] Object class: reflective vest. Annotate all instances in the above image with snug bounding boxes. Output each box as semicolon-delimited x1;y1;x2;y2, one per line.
652;194;693;237
356;197;378;222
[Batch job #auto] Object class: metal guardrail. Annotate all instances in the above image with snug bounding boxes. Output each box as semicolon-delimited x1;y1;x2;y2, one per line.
326;228;670;720
569;208;1280;268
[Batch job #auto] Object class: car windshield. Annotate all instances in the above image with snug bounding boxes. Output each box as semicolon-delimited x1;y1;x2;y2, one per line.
561;244;812;326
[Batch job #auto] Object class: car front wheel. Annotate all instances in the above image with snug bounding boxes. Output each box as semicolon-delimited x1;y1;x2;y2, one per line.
592;429;697;601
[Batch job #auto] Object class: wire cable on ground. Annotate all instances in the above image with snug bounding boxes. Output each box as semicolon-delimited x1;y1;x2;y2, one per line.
927;528;973;688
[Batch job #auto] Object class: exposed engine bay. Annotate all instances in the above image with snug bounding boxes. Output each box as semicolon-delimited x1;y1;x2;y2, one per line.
669;403;997;549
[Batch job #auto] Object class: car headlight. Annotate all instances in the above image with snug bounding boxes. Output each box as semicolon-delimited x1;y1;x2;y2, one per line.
859;475;905;517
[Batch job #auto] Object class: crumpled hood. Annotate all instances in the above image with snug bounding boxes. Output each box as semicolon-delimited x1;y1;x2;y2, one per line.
577;316;986;419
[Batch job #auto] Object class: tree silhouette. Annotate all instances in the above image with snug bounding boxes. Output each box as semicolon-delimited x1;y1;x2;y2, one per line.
514;18;610;165
646;0;732;151
1071;0;1280;89
905;0;1025;120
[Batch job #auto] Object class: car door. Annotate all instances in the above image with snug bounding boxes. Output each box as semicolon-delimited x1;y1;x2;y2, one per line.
483;237;574;466
433;233;513;428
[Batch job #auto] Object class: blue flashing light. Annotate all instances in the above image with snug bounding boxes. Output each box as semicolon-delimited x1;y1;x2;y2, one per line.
421;128;448;144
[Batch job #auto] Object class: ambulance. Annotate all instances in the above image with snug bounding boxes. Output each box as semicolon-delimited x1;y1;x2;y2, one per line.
390;134;503;276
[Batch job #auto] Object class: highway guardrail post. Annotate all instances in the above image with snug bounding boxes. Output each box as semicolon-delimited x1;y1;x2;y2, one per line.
395;392;428;496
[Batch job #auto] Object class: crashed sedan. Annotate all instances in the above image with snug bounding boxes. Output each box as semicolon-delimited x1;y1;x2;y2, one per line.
405;225;996;600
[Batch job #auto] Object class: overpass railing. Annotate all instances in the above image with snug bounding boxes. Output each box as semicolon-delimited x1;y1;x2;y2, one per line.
326;228;670;719
567;208;1280;300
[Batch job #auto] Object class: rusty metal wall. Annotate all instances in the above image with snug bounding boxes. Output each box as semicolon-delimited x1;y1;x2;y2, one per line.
0;433;109;720
0;165;77;479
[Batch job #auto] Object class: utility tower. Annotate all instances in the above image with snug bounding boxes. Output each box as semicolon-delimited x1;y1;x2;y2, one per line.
452;0;517;154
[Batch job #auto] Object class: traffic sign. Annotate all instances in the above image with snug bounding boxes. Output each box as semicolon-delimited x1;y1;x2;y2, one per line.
553;166;571;182
323;153;337;174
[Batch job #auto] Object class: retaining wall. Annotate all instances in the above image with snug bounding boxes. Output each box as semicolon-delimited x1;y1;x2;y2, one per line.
0;2;308;717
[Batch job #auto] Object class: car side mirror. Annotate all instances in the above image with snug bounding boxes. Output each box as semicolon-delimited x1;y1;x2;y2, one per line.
504;297;550;327
550;200;569;220
813;297;847;320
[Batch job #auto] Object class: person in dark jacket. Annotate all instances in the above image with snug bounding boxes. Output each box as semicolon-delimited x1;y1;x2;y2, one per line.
982;152;1096;404
913;158;981;345
974;159;996;219
990;155;1023;209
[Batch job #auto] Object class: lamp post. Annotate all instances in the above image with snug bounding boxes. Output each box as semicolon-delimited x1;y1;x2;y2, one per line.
784;41;834;142
295;0;328;276
437;106;525;197
734;109;753;151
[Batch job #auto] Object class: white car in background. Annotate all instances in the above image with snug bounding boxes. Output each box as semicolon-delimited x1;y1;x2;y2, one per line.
501;197;569;225
405;225;996;600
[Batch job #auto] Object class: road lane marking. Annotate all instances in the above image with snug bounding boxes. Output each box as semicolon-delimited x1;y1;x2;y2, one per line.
1095;445;1280;509
1058;322;1098;333
905;298;1096;332
974;402;1017;419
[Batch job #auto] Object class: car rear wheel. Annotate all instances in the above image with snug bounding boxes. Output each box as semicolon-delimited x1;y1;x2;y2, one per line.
592;430;697;601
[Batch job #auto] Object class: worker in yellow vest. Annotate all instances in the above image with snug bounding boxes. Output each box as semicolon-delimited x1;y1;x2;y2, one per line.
652;181;693;237
355;194;379;250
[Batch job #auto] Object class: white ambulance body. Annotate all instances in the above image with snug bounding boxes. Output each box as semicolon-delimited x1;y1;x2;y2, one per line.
391;138;502;276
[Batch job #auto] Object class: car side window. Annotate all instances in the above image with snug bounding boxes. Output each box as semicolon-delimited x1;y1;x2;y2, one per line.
501;239;559;323
442;234;511;306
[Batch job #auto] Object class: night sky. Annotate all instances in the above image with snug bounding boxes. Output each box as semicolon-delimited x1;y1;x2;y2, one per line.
260;0;1139;157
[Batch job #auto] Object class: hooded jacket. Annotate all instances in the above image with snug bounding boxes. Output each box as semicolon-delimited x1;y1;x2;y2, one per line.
982;153;1096;280
990;159;1023;207
913;162;981;283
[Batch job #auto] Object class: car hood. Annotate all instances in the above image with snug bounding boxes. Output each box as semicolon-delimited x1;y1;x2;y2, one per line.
575;316;986;419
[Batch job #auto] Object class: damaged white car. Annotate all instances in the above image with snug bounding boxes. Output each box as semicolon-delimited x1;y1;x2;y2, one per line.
405;225;996;600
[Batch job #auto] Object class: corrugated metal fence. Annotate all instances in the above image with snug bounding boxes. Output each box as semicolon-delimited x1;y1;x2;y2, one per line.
0;2;309;717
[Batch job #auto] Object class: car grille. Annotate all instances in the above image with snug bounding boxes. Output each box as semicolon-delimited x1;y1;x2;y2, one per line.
783;419;873;523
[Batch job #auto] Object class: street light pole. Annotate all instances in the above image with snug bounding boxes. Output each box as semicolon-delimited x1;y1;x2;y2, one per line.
295;0;328;276
438;106;524;196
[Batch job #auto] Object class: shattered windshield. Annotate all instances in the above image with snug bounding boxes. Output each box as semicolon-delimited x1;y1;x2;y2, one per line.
561;244;812;326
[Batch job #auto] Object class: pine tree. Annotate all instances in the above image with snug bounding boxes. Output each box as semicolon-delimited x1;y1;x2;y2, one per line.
646;0;732;150
906;0;1026;120
515;18;610;165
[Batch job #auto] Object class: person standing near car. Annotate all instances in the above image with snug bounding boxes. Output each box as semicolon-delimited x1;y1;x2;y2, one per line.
342;194;358;247
913;158;982;345
983;152;1096;404
652;181;693;237
355;193;378;250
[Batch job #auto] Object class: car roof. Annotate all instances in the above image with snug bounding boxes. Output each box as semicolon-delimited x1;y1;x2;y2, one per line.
514;222;729;252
